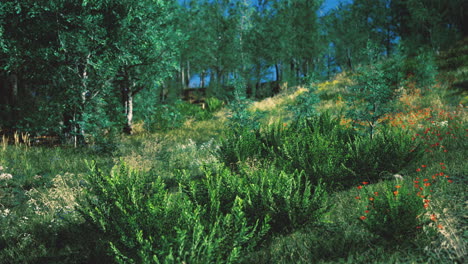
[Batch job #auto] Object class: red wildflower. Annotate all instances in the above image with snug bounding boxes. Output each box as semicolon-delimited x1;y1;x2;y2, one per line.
355;196;360;200
362;181;369;185
421;165;427;168
359;216;367;220
424;182;431;187
416;168;421;172
357;186;363;190
448;180;453;183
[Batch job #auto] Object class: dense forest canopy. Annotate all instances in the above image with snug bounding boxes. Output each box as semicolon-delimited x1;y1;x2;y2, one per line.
0;0;466;139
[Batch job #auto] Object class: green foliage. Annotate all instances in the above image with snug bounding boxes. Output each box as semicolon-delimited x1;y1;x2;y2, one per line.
175;100;212;121
144;103;185;131
218;128;263;170
142;100;214;132
346;50;404;138
280;115;354;188
355;181;428;243
219;114;422;189
226;96;265;132
78;162;268;263
220;114;353;188
287;88;320;119
344;127;424;182
205;97;224;113
403;49;439;93
0;150;113;263
181;164;328;234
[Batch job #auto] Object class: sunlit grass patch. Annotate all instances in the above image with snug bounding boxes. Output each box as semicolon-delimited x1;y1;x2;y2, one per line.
162;118;226;143
250;86;308;112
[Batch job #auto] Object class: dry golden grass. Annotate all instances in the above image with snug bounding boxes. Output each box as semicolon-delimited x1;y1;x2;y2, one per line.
162;119;226;143
250;86;308;112
26;173;84;219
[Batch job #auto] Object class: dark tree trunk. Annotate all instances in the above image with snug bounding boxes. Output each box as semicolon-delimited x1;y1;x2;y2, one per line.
186;61;191;88
200;71;205;89
275;63;281;82
347;48;353;71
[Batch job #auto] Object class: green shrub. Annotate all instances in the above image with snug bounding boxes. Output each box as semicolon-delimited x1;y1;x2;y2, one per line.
175;100;212;121
143;100;213;132
344;127;424;183
143;103;185;131
180;164;328;235
287;87;320;119
78;162;268;263
354;181;428;243
205;97;224;113
219;114;421;189
226;96;265;132
280;115;354;188
218;128;265;170
219;114;356;189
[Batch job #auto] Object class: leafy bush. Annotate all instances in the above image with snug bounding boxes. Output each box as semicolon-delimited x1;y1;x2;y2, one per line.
219;114;422;189
344;127;424;183
143;103;185;131
287;88;320;119
205;97;224;113
180;164;329;234
280;115;354;188
174;100;212;121
142;100;213;132
403;49;438;93
218;128;265;170
78;162;268;263
226;96;265;132
354;180;430;243
219;114;355;188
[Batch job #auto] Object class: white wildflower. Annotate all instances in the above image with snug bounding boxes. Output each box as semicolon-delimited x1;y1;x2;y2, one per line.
393;174;404;181
433;120;448;127
0;166;3;170
1;208;10;217
0;173;13;180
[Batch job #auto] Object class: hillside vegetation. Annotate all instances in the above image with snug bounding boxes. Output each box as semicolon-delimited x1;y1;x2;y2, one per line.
1;1;467;263
0;42;466;263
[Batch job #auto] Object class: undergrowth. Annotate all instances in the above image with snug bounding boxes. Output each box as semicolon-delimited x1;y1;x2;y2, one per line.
0;65;466;263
